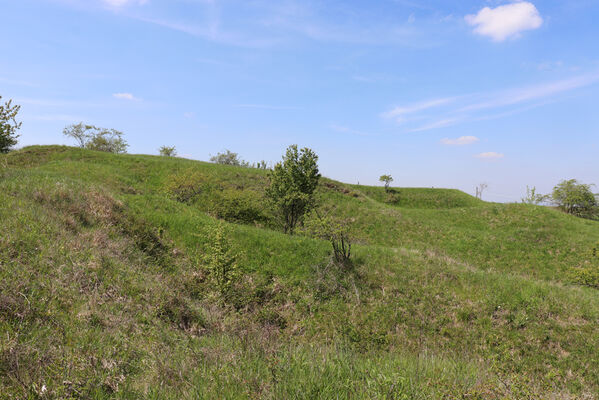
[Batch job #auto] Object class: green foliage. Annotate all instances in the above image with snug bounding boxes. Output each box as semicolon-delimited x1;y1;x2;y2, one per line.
551;179;597;218
209;188;268;225
305;211;352;265
85;129;128;154
266;145;321;234
521;186;548;205
0;96;21;153
379;174;393;191
210;149;248;166
203;222;240;296
254;160;268;170
4;146;599;398
63;123;128;153
164;170;206;203
570;241;599;288
158;145;177;157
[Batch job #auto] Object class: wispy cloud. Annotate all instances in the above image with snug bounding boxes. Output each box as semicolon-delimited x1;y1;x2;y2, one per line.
113;92;140;101
410;118;461;132
329;124;371;137
0;77;38;87
465;2;543;42
102;0;147;9
382;97;457;123
29;114;87;122
383;72;599;132
234;104;299;110
460;73;599;112
475;152;504;160
61;0;436;48
440;136;479;145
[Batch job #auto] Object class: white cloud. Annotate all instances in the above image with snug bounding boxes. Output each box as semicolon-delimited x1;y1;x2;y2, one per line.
441;136;479;145
475;152;504;159
113;93;139;101
465;2;543;42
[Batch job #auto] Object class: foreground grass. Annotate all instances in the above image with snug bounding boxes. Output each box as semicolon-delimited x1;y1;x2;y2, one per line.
1;146;598;398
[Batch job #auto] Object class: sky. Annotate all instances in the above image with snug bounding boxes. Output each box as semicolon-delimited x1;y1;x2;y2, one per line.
1;0;598;202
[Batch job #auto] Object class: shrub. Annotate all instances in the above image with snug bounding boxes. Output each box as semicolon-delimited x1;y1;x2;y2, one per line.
203;222;240;296
63;123;128;154
266;145;320;234
0;96;21;153
521;186;548;205
305;211;353;266
570;242;599;288
159;146;177;157
208;189;268;225
164;171;207;203
210;150;249;167
551;179;597;218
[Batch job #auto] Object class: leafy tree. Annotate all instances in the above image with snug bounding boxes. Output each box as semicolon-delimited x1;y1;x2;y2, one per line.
63;123;128;153
551;179;597;218
210;150;248;166
521;186;548;205
0;96;22;153
85;128;128;153
203;222;239;296
266;145;320;234
379;174;393;192
159;145;177;157
63;122;94;148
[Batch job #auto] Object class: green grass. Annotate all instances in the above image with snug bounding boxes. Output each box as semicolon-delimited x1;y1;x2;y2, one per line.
1;145;599;399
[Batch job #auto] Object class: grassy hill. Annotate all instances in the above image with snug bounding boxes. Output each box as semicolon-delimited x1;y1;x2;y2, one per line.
1;145;599;399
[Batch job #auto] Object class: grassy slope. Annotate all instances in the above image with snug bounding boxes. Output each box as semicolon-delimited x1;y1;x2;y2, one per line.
1;145;599;399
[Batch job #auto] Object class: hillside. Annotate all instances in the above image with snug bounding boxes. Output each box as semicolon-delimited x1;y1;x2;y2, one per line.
1;145;599;399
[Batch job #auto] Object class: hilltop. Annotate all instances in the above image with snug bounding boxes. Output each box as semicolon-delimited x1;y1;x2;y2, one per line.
1;145;599;399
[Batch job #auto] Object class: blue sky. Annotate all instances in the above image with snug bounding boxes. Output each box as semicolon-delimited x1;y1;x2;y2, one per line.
1;0;598;201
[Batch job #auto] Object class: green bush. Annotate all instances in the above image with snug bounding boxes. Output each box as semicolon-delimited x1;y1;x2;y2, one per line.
0;96;21;153
208;189;268;225
305;211;353;266
203;222;240;297
570;241;599;288
164;170;207;203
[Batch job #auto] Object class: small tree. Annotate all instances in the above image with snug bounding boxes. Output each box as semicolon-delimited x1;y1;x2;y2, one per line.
551;179;597;218
305;212;352;266
475;183;488;200
159;145;177;157
63;123;128;153
85;128;128;153
266;145;321;234
63;122;94;148
0;96;22;153
203;222;239;296
210;150;249;166
379;174;393;192
521;186;548;205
